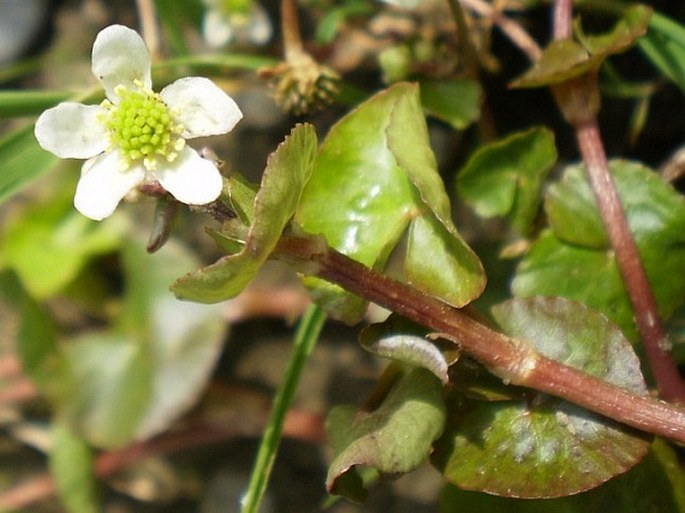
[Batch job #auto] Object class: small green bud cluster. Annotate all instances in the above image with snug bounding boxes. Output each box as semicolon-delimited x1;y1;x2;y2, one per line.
103;81;185;171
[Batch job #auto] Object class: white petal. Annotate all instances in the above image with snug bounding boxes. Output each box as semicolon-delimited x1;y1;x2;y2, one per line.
203;10;234;48
91;25;152;101
154;147;222;205
34;102;108;159
161;77;242;138
74;151;145;220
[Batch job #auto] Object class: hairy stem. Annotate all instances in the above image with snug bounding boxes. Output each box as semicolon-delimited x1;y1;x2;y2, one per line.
550;0;685;402
275;235;685;442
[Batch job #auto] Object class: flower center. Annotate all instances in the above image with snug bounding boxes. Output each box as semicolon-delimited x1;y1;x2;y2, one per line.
103;82;185;171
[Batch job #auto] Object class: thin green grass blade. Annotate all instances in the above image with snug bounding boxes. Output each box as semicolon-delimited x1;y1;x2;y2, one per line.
241;304;326;513
0;90;73;117
0;123;59;204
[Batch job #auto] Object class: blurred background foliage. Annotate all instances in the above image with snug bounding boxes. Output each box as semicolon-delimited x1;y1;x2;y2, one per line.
1;0;685;512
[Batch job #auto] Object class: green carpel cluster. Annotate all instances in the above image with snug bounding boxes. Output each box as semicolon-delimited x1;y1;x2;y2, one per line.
104;83;184;171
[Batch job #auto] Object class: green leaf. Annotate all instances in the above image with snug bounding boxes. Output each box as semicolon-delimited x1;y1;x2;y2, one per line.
510;39;593;88
296;83;484;322
1;188;126;298
440;439;685;513
457;127;557;234
50;423;98;513
0;123;59;205
513;160;685;341
638;11;685;93
419;78;482;130
172;124;318;303
327;368;446;501
511;6;652;88
574;5;653;57
61;237;227;448
404;213;484;304
433;297;650;498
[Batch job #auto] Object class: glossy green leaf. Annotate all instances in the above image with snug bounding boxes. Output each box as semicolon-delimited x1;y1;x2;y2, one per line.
457;127;557;234
61;237;226;448
172;124;318;303
386;84;485;304
638;11;685;93
433;297;650;498
50;423;98;513
0;123;59;205
296;83;484;322
511;6;652;88
419;78;482;130
327;368;446;501
513;160;685;341
1;188;126;298
440;439;685;513
404;213;484;303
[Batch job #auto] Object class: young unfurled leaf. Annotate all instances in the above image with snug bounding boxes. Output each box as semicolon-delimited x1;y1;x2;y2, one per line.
511;5;652;88
433;297;650;498
172;124;317;303
513;160;685;341
327;368;446;501
296;83;484;323
457;127;557;235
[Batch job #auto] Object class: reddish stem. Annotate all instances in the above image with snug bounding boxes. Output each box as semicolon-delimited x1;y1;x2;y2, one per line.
550;0;685;402
275;236;685;442
575;122;685;402
552;0;574;40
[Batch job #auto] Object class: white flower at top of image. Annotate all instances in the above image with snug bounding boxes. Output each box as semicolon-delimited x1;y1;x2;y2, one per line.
34;24;243;221
202;0;272;48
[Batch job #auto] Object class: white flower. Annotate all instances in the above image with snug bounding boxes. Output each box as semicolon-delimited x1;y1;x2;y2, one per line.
34;24;243;221
202;0;272;48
